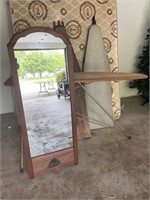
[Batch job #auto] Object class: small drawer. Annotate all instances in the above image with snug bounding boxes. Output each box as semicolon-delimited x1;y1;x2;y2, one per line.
32;147;74;177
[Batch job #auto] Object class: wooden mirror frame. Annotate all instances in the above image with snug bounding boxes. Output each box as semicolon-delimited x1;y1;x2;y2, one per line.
7;27;78;179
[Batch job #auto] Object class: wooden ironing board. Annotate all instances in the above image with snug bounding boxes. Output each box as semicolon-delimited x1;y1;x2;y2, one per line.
73;71;148;139
74;72;147;83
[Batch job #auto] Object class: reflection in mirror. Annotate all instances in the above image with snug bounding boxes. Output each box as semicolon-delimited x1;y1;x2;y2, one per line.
14;32;73;158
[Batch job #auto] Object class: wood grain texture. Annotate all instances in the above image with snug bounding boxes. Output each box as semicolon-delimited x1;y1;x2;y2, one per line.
32;148;75;177
67;45;78;164
55;24;91;139
7;48;34;179
74;72;148;83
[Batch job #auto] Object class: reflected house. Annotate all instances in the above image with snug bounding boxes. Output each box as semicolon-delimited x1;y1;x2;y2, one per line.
25;71;50;78
55;68;64;74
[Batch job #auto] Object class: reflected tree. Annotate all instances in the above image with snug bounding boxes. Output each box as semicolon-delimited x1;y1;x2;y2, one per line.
15;51;65;78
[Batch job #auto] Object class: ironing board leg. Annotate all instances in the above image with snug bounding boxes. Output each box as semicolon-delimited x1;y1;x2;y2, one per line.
79;83;131;139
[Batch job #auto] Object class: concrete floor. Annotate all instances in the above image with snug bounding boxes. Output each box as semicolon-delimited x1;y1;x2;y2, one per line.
23;95;72;157
1;96;149;199
20;80;73;157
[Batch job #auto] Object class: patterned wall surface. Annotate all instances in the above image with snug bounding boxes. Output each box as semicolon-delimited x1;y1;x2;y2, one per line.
8;0;121;119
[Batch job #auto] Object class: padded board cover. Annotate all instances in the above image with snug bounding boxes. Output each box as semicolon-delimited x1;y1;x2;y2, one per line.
84;24;113;129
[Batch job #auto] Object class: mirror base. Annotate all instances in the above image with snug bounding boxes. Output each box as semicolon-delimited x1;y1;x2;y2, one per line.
32;147;75;177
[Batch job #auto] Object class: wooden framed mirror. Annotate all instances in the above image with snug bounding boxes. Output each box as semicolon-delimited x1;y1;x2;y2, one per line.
7;27;78;179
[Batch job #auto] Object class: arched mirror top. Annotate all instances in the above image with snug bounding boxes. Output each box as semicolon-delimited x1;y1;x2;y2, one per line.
7;27;70;49
14;32;66;50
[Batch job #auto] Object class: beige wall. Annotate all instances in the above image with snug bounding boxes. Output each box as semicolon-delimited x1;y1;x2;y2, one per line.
0;0;14;114
117;0;149;97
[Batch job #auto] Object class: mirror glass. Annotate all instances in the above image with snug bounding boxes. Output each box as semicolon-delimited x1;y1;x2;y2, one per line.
14;32;73;158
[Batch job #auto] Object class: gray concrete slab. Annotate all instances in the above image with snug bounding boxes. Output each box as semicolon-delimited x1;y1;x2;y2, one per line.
1;96;149;199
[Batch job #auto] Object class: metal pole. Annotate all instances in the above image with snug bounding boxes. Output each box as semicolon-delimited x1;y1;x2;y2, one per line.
20;135;24;173
76;112;108;127
79;83;131;139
